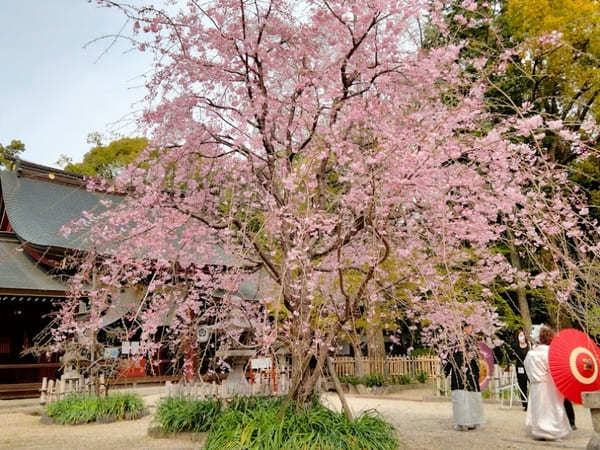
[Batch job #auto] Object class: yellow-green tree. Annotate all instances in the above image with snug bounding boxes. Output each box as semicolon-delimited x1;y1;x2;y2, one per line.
506;0;600;138
60;136;148;179
0;139;25;168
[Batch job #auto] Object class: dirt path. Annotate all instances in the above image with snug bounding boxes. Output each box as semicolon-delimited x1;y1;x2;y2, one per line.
0;387;594;449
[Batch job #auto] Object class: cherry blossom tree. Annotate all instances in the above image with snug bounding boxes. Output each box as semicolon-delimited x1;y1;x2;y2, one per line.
53;0;599;405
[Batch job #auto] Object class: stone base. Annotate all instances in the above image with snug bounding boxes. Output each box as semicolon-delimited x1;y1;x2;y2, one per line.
588;433;600;450
147;426;207;442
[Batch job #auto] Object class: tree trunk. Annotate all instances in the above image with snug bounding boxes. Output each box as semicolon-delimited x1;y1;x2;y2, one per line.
367;324;386;359
507;229;532;334
367;322;386;376
287;343;329;406
352;342;365;377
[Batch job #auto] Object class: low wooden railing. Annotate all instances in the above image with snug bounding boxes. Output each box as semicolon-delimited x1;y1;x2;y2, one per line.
0;362;60;393
332;356;439;379
0;363;61;369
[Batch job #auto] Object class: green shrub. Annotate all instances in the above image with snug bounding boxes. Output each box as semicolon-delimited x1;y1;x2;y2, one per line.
389;374;412;385
45;393;145;425
339;374;384;387
339;376;361;385
204;396;398;450
416;371;428;384
155;397;222;433
363;373;384;388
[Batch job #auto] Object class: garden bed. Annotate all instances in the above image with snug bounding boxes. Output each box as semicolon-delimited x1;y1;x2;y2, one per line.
147;425;206;443
152;396;399;450
43;393;147;425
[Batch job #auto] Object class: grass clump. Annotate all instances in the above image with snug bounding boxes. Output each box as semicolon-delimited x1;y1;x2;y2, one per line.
155;397;222;433
363;373;384;388
416;371;428;384
204;396;398;450
339;375;361;385
45;393;145;425
338;373;386;387
389;374;412;385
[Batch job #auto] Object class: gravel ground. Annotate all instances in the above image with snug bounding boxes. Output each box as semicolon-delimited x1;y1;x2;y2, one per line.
0;387;594;449
0;391;199;450
0;412;199;450
323;390;594;449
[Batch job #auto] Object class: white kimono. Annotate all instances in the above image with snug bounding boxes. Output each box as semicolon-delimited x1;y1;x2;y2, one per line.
523;344;570;440
451;390;485;427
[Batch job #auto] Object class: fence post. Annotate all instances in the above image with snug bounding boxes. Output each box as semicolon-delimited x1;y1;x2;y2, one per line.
40;377;48;405
48;379;55;403
99;373;106;397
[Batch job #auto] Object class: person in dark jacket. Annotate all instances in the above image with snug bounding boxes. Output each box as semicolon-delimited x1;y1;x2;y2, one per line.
564;398;576;430
514;329;530;411
444;323;485;431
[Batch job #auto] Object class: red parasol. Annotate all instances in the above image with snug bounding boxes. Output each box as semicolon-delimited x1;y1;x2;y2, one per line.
549;329;600;404
478;342;494;390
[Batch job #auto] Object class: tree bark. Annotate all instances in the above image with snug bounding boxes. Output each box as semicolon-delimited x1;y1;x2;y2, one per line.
287;342;329;406
352;341;365;377
367;324;386;359
507;229;532;334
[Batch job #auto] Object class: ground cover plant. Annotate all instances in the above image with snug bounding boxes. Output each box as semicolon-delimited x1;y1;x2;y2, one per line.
390;374;412;386
415;371;428;384
45;393;145;425
339;373;420;386
204;396;398;450
155;396;222;433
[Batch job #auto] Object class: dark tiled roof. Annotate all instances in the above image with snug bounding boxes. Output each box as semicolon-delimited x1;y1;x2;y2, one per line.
0;168;275;299
0;170;118;250
0;169;242;266
0;233;65;293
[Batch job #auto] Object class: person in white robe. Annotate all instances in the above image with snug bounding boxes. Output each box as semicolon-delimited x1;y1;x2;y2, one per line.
523;326;570;441
444;324;485;431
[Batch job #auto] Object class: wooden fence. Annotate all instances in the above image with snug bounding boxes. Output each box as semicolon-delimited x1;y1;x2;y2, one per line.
40;374;181;404
332;356;439;379
164;371;290;400
40;374;107;405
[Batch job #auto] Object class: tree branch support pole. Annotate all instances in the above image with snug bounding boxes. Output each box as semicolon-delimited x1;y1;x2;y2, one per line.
327;356;354;422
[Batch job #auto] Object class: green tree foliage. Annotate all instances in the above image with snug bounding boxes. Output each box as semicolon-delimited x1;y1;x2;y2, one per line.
424;1;600;332
0;139;25;168
506;0;600;123
62;136;148;179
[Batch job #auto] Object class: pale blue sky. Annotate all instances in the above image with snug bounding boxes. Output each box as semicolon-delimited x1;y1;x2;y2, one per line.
0;1;151;168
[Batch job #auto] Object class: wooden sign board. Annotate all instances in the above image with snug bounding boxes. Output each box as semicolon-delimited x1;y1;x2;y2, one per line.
251;358;272;370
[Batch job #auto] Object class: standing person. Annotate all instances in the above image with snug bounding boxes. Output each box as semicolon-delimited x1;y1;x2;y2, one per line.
523;326;570;440
514;329;530;411
444;323;485;431
564;399;576;430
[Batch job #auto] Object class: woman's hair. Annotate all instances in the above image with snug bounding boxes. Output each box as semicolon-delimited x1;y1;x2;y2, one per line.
514;329;525;339
538;326;555;345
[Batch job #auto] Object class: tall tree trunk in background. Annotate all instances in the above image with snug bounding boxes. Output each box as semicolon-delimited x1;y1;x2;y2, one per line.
352;341;365;377
367;325;386;359
507;229;532;334
367;321;386;377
